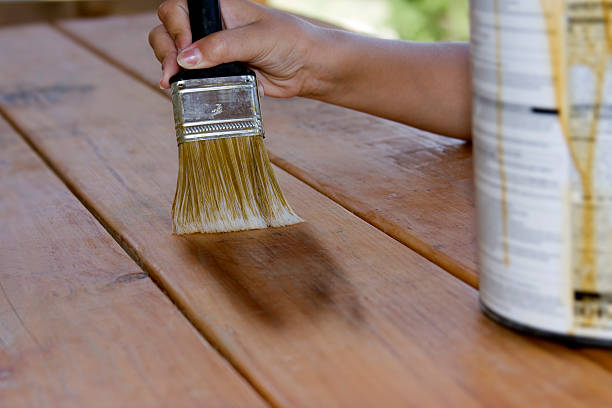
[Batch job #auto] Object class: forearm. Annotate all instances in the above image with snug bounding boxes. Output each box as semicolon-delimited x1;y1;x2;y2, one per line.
307;29;472;140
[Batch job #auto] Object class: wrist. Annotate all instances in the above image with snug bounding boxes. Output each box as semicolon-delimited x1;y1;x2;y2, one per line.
299;27;352;100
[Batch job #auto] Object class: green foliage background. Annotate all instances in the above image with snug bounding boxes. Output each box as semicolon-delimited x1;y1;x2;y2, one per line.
388;0;469;41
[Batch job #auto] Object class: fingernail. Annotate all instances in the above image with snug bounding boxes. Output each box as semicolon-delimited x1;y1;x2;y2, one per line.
177;47;202;67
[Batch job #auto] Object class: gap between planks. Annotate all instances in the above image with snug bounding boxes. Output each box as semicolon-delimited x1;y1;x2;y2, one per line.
51;22;479;290
0;106;279;408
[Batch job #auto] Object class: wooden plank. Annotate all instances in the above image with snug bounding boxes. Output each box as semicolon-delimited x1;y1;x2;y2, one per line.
2;23;612;406
56;13;478;287
0;119;267;406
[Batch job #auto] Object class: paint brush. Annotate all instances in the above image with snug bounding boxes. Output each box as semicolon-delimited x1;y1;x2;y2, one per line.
170;0;302;234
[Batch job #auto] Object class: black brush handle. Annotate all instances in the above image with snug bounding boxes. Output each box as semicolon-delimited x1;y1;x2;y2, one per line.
170;0;252;83
188;0;222;41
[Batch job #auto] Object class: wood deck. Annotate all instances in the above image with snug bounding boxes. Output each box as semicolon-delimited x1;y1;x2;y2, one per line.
0;111;265;407
0;13;611;407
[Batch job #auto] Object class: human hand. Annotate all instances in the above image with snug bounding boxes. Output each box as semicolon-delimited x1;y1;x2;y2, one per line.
149;0;325;98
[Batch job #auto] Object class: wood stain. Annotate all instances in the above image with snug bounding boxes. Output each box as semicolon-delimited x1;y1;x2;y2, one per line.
472;0;612;345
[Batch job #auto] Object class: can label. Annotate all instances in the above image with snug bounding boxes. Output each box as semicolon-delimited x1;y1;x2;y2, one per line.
472;0;612;339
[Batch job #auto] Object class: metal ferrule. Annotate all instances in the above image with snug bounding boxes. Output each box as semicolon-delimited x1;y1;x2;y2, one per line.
171;75;264;144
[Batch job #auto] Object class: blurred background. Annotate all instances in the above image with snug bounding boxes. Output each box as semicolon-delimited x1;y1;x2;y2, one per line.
0;0;469;41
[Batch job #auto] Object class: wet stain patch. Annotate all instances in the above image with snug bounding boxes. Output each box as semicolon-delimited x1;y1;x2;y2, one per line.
0;84;94;107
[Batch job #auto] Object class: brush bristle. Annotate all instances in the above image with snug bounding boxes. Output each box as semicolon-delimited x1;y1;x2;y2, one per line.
172;135;302;234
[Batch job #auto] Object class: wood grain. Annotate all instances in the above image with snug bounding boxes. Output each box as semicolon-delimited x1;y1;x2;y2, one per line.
2;23;612;407
56;12;478;287
0;118;267;407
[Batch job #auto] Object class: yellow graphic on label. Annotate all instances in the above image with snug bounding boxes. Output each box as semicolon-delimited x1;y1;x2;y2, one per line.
540;0;611;327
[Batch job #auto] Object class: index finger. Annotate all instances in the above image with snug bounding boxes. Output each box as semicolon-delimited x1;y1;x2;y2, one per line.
157;0;192;51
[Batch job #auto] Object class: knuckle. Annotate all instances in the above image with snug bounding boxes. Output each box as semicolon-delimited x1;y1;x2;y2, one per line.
156;1;172;22
208;35;228;62
147;26;160;46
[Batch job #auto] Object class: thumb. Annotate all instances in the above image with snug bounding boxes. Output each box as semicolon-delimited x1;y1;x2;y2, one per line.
176;26;263;69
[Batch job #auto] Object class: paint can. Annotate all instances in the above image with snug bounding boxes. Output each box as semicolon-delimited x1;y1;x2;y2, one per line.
472;0;612;345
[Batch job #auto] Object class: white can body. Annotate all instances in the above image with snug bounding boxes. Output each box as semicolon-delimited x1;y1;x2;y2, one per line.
472;0;612;344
